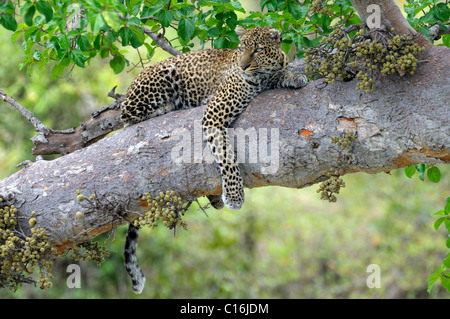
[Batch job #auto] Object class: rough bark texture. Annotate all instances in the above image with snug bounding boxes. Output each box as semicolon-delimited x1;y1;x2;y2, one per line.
1;42;449;252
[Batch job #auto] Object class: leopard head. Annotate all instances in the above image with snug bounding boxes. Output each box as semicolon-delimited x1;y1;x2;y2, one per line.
235;26;288;76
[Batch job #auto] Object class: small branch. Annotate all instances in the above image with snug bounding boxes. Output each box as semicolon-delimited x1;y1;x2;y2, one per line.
1;88;124;155
141;26;182;56
0;90;49;133
429;22;450;41
106;85;122;101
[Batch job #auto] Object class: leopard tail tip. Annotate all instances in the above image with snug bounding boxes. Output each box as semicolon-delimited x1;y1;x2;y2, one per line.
133;276;146;294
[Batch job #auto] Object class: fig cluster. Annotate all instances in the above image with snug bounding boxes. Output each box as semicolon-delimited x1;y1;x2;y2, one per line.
68;241;110;267
317;169;346;203
305;25;425;93
331;131;356;149
308;0;333;15
0;205;57;290
137;191;187;230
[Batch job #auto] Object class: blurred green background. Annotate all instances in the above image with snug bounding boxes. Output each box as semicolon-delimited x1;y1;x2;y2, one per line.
0;0;449;298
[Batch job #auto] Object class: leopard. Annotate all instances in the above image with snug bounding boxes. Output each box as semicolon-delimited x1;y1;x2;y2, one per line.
121;26;307;293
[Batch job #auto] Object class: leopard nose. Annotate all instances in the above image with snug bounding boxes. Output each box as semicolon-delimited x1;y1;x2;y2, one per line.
240;61;250;70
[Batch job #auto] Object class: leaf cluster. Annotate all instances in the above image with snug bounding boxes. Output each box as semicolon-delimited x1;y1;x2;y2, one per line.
404;0;450;43
428;197;450;293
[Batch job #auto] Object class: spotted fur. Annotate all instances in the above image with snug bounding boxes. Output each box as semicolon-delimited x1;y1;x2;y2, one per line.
121;26;307;293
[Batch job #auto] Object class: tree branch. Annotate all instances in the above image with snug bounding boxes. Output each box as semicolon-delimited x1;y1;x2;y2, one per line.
141;26;182;56
0;42;449;253
0;90;50;133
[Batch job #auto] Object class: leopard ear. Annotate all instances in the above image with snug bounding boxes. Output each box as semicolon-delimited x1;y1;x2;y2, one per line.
269;28;282;43
235;25;247;38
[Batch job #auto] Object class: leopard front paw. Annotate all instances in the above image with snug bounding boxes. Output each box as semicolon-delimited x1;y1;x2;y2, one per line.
291;74;308;88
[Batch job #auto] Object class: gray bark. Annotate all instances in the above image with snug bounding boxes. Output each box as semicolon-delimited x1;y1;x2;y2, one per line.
0;43;449;252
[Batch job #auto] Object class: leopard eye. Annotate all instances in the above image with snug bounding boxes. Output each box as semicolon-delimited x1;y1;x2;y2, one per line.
254;47;264;53
238;46;243;52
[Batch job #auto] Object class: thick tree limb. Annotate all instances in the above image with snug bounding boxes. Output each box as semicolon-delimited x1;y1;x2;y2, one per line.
0;42;449;253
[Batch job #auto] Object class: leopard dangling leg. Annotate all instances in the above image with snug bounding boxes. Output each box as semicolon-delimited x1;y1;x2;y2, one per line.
202;70;260;210
202;125;245;210
124;223;145;294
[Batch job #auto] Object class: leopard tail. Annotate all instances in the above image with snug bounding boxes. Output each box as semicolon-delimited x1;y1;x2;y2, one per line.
124;223;145;294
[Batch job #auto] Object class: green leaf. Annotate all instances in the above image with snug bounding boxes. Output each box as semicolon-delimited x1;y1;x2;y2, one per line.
442;275;450;293
207;27;220;38
69;48;85;67
24;26;38;41
214;36;228;48
427;267;441;293
128;17;141;26
287;2;309;20
440;33;450;48
129;33;143;48
129;25;145;44
103;10;123;32
24;5;36;26
444;253;450;268
415;164;426;181
92;12;107;33
76;35;91;51
51;61;65;79
144;43;155;59
36;0;53;22
159;10;173;27
0;0;15;14
434;217;445;230
11;30;22;43
32;49;41;61
445;198;450;215
427;166;441;183
59;34;70;51
404;165;416;178
141;4;165;19
99;47;110;58
178;18;195;41
107;31;116;44
119;27;133;46
445;219;450;232
432;210;446;216
1;13;18;31
110;54;126;74
447;237;450;249
432;3;450;21
420;11;439;25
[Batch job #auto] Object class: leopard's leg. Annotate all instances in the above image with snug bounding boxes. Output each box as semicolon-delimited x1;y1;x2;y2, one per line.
121;63;184;125
202;70;258;210
202;124;244;209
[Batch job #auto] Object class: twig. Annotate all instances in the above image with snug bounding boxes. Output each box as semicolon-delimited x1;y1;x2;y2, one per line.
107;85;123;100
141;26;181;56
0;90;50;133
116;11;181;56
